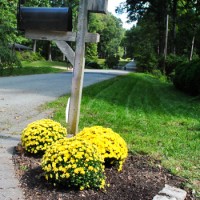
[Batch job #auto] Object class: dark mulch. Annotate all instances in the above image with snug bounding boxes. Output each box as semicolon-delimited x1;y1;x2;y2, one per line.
12;146;194;200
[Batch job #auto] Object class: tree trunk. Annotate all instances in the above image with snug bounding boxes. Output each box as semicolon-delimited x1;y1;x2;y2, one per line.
157;0;168;71
172;0;177;54
157;0;168;57
163;14;169;74
33;40;37;53
47;41;52;61
63;53;66;61
189;35;195;61
164;14;169;60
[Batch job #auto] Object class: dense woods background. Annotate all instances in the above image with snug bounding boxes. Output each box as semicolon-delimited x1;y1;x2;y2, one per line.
0;0;200;95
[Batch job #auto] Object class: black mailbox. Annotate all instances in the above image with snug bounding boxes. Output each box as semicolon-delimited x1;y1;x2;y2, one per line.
18;7;72;32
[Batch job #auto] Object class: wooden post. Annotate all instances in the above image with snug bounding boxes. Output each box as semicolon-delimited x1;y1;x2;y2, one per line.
68;0;88;135
55;41;75;66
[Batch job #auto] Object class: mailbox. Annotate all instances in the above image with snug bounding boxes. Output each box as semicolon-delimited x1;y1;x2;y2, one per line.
17;7;72;32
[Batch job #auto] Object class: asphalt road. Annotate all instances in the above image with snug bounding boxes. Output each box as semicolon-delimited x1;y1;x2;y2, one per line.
123;61;137;71
0;69;129;135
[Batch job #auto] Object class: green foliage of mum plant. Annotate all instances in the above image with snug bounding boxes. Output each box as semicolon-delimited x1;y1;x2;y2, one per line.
42;138;106;190
21;119;67;154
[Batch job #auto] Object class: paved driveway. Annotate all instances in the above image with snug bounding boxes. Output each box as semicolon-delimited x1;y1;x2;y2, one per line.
0;70;129;134
123;61;137;71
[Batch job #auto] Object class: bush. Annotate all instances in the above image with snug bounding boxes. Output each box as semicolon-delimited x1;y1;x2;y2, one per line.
85;61;101;69
21;119;67;154
105;55;120;69
75;126;128;171
165;54;187;76
136;52;158;72
173;59;200;96
151;69;163;79
42;138;106;190
16;51;44;62
0;45;21;71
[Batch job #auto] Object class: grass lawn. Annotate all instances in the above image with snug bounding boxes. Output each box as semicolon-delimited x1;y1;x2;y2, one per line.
0;60;68;76
45;73;200;193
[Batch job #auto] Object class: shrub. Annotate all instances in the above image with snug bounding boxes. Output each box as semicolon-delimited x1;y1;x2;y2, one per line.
134;40;158;72
16;51;44;62
75;126;128;171
42;138;106;190
136;52;158;72
86;43;98;62
85;61;101;69
105;55;120;69
21;119;67;154
173;59;200;96
165;54;187;76
151;69;163;79
0;45;21;71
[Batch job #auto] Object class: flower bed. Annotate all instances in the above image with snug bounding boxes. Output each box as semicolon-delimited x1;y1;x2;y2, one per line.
21;121;128;191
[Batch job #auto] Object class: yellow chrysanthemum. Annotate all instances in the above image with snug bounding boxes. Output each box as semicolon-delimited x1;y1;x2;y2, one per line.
76;126;128;171
21;119;67;154
42;137;106;190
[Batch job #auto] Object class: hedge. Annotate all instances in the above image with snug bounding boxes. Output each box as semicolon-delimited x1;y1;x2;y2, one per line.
173;59;200;96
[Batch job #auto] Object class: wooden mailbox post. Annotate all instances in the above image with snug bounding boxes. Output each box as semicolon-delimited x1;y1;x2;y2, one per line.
18;0;108;135
67;0;108;135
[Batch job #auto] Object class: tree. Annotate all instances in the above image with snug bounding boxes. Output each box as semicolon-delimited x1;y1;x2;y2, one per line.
175;0;200;59
0;0;23;71
89;13;124;59
124;18;158;72
119;0;200;75
0;0;25;44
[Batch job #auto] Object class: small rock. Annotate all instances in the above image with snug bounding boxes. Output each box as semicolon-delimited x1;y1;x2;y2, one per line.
159;184;187;200
153;195;176;200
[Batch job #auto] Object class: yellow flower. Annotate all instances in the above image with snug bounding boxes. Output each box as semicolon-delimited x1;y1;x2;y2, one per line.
80;186;84;190
88;166;94;171
74;168;79;174
65;173;70;178
55;173;59;180
58;156;63;162
71;157;77;163
80;169;85;175
45;174;49;180
72;164;77;168
100;179;106;188
75;152;84;159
